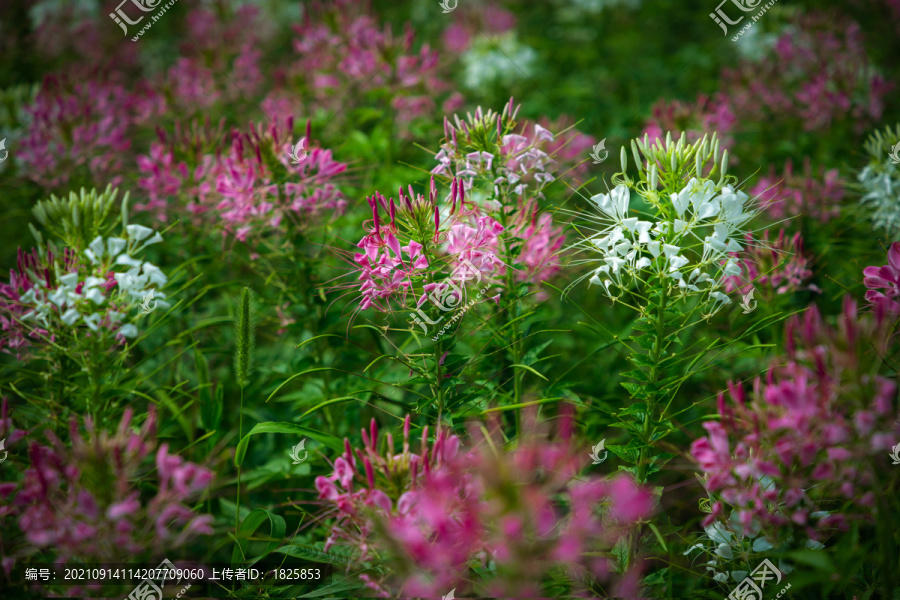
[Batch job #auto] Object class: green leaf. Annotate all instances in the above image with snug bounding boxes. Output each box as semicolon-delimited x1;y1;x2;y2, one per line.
621;369;649;382
616;402;648;417
276;544;354;565
642;565;668;584
786;549;835;572
620;382;644;397
631;335;656;350
235;422;343;467
231;508;286;565
628;354;657;368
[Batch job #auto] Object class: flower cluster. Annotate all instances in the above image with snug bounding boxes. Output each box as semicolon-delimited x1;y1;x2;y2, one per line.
136;118;347;248
0;408;213;574
434;101;559;202
642;94;737;152
723;229;820;296
691;297;900;546
750;158;844;222
721;12;890;134
863;241;900;314
577;175;756;316
350;177;502;315
0;225;169;357
683;509;822;585
314;412;655;598
17;76;140;190
857;124;900;233
290;0;455;126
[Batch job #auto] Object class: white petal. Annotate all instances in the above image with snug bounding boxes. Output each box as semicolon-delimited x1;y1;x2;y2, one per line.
61;308;80;325
663;244;681;258
118;324;139;338
669;255;689;270
58;273;80;288
84;288;105;304
141;263;168;287
83;313;101;331
635;257;651;270
116;255;143;268
48;288;69;308
88;236;105;259
107;237;127;257
647;241;661;258
126;224;154;242
715;543;733;559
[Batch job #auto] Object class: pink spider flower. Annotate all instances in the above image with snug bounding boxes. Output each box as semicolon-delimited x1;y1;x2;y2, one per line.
506;198;566;286
135;118;347;247
0;246;79;360
642;93;737;152
723;229;820;296
442;3;517;53
433;100;560;204
17;76;137;190
750;157;844;222
0;407;213;576
313;409;655;597
692;297;900;546
863;242;900;314
290;1;452;129
721;12;890;135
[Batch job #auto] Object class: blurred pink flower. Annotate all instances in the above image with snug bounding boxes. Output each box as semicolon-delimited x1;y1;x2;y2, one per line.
313;410;654;597
750;158;844;222
723;229;820;296
0;408;213;571
692;297;900;545
863;242;900;313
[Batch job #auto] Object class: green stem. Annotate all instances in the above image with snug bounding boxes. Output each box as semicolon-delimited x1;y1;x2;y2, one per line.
636;283;669;485
235;386;243;537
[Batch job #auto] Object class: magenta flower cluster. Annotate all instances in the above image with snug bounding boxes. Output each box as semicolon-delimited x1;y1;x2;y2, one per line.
749;158;845;222
18;76;142;190
290;0;459;126
723;229;820;296
691;297;899;545
137;118;347;248
0;407;213;572
863;242;900;314
314;413;655;598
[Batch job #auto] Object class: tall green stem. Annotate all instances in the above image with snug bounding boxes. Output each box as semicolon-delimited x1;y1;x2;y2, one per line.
235;386;243;536
636;284;668;485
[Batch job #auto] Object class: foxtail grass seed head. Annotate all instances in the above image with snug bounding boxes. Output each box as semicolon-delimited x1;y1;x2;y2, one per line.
233;287;257;389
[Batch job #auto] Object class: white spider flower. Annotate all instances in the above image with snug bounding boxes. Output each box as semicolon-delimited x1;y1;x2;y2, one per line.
571;176;758;316
15;229;170;340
